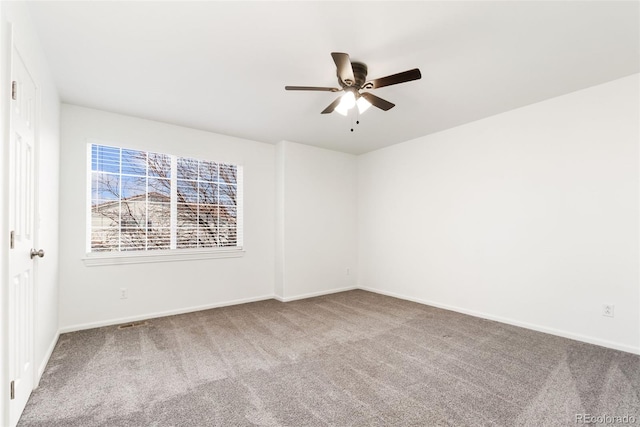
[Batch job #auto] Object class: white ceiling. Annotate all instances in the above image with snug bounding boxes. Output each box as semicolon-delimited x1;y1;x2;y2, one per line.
27;1;639;154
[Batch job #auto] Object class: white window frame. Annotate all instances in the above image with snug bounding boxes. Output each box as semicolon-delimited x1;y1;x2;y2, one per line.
83;140;244;266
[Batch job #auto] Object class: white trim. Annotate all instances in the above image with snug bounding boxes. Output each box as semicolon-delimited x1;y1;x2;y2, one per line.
59;294;274;333
85;143;91;252
236;164;244;247
274;286;358;303
82;247;245;266
49;286;637;362
169;154;177;249
36;331;59;387
359;286;640;356
87;140;244;254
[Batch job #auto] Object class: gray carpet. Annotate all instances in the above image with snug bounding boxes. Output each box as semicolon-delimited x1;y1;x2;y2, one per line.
18;290;640;426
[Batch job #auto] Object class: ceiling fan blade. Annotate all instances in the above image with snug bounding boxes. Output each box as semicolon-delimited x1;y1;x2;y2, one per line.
321;96;343;114
368;68;421;89
360;92;395;111
331;52;355;86
285;86;340;92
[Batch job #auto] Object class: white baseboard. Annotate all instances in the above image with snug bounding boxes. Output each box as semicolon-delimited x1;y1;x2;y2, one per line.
59;294;276;334
36;330;60;386
359;286;640;355
60;287;357;334
275;286;358;303
57;285;638;355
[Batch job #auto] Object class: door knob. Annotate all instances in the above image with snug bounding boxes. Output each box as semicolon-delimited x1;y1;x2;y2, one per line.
30;248;45;259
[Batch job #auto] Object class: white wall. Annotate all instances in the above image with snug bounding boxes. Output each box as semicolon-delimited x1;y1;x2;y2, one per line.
59;105;275;330
0;2;60;424
274;142;285;298
275;141;357;301
358;75;640;354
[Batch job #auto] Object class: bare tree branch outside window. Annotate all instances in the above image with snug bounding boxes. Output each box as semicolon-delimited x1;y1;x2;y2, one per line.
90;144;240;252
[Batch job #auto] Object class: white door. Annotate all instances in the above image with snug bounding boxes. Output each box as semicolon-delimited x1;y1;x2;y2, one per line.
8;45;38;427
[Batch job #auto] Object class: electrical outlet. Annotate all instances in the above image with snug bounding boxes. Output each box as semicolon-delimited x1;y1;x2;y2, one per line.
120;288;128;299
346;268;350;276
602;304;614;318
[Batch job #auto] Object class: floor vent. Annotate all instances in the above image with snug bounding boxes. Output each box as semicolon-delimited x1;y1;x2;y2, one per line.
117;321;149;330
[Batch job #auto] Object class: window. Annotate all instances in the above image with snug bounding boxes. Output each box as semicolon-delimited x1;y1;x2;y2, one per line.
88;143;243;254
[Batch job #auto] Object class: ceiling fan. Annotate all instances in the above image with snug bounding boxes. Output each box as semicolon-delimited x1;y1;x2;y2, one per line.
285;52;421;115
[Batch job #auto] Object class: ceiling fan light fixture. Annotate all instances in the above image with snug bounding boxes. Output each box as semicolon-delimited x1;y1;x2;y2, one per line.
335;90;356;116
335;103;349;116
357;96;372;114
339;91;356;110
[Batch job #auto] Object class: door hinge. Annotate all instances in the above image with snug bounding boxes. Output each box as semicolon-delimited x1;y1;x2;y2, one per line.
10;380;15;400
11;81;17;100
10;230;15;249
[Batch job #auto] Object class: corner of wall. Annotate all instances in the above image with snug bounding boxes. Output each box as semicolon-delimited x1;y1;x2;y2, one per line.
277;140;358;300
274;141;286;299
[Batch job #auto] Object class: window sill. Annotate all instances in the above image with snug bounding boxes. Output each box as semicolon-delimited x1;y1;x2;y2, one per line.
82;248;245;266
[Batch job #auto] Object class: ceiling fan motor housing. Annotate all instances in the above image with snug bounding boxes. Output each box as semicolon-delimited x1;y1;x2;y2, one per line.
340;62;368;89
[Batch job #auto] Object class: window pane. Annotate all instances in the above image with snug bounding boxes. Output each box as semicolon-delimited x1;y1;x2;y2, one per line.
176;228;198;249
177;203;197;227
120;228;147;251
121;175;147;199
91;207;119;228
121;149;147;176
120;201;146;227
92;172;120;201
91;201;120;222
92;145;120;173
198;160;218;182
218;183;236;206
148;152;171;178
198;226;218;248
198;181;218;205
147;203;170;228
177;157;198;180
219;206;237;227
198;204;219;228
91;228;119;251
177;179;198;203
148;228;170;250
148;177;171;199
219;164;237;184
218;227;237;247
